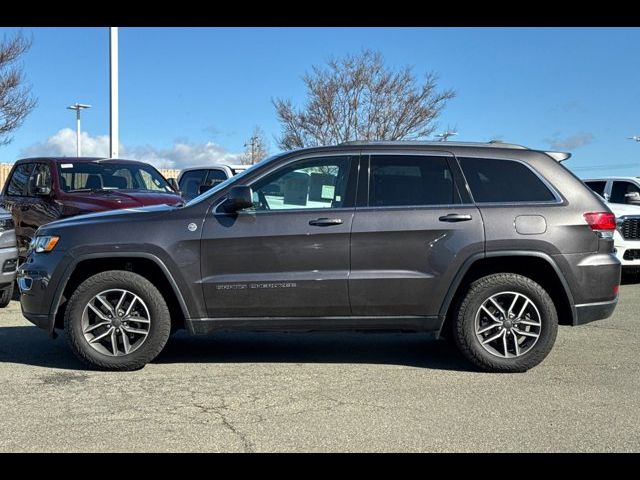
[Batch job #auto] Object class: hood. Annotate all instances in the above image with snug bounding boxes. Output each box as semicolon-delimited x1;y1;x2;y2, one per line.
606;201;640;217
65;190;183;211
43;203;178;231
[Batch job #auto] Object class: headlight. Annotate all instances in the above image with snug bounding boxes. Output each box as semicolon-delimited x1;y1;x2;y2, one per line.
0;218;14;231
30;236;60;253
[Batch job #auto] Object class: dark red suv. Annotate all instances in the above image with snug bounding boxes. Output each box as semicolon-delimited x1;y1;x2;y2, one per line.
0;157;183;258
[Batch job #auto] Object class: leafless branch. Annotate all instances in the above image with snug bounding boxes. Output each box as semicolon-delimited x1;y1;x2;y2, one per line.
273;50;455;150
0;31;37;146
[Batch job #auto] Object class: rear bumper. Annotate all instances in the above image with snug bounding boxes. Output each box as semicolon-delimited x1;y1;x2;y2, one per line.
574;298;618;326
553;251;620;326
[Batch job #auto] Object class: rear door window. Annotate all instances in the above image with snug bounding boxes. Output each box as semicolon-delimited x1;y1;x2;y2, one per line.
368;155;459;207
459;157;557;203
610;181;640;204
585;181;608;197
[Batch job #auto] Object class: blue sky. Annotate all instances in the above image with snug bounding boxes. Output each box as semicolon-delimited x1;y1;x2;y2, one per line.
0;27;639;176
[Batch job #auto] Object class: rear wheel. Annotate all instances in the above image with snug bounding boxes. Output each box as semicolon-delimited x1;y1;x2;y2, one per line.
64;270;171;371
0;283;13;308
453;273;558;373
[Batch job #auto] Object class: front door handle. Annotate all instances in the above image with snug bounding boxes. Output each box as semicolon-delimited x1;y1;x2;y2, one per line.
439;213;472;222
309;218;343;227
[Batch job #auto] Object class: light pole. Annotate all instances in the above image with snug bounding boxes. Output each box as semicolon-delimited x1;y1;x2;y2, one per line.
110;27;119;158
66;103;91;157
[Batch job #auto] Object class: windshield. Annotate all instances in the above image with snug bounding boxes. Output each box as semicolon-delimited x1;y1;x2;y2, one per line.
58;162;175;194
185;154;284;206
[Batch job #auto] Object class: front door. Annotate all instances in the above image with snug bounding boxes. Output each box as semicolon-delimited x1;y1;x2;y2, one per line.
349;153;485;317
200;154;359;318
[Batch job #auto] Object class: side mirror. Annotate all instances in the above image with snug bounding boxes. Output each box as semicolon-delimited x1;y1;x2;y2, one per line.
33;173;51;196
220;185;254;213
198;184;213;195
625;191;640;204
167;177;180;194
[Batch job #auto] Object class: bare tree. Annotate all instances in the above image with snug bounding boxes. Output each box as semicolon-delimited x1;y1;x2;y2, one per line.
273;50;455;150
241;126;269;165
0;32;37;146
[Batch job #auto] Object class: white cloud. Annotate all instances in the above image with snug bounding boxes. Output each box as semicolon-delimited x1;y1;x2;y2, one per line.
546;132;594;151
21;128;244;170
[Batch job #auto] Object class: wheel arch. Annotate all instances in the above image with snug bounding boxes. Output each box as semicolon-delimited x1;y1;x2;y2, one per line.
438;251;576;335
50;252;191;334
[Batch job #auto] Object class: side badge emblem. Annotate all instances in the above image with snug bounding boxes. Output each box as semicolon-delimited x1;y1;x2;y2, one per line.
188;223;198;232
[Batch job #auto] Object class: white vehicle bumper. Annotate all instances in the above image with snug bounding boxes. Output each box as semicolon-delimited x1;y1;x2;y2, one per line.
614;227;640;269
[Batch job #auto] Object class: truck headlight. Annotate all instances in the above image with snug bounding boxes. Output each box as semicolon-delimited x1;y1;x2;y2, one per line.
30;236;60;253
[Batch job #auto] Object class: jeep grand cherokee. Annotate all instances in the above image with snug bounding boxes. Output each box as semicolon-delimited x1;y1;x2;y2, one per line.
17;141;621;372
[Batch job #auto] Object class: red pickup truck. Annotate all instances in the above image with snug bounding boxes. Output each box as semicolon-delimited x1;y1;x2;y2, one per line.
0;157;184;258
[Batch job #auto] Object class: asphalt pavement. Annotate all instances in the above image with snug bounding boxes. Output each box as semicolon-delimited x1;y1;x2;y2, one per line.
0;282;638;452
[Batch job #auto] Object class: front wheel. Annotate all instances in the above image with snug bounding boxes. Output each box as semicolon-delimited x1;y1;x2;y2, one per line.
64;270;171;371
453;273;558;373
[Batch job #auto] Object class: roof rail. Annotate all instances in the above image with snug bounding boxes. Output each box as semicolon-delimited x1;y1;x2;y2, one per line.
338;140;529;149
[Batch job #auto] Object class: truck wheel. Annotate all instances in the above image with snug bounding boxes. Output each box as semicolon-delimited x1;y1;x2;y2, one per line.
64;270;171;371
0;283;14;308
453;273;558;373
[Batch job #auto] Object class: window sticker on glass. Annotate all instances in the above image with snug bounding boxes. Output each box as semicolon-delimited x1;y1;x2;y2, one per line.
61;163;74;168
321;185;335;200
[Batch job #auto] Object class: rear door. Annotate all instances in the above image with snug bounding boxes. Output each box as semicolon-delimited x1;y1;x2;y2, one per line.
349;152;484;316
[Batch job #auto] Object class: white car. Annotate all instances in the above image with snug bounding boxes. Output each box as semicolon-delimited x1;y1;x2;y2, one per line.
173;164;249;201
584;177;640;271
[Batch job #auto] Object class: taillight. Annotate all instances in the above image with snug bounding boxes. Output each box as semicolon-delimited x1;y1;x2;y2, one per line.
583;212;616;231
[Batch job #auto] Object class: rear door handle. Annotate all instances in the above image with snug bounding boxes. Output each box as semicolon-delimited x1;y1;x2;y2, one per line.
439;213;472;222
309;218;343;226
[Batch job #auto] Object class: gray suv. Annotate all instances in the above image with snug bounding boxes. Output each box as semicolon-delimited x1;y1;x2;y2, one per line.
17;141;621;372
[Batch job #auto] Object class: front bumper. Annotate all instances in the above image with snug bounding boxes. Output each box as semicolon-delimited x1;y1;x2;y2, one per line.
0;246;18;287
613;228;640;267
17;250;70;332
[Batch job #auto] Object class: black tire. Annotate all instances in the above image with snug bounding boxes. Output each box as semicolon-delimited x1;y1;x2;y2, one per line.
453;273;558;373
64;270;171;371
0;283;13;308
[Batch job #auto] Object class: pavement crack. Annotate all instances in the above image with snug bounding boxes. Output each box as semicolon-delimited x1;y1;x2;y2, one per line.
191;396;254;453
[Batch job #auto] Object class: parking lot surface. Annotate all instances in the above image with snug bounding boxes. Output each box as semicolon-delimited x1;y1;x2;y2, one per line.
0;283;638;452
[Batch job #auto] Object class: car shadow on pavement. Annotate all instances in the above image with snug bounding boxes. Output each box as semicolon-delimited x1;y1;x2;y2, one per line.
0;326;82;370
0;325;475;372
156;331;476;372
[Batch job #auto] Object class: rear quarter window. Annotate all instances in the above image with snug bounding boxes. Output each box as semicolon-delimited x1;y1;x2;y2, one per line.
458;157;557;203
